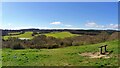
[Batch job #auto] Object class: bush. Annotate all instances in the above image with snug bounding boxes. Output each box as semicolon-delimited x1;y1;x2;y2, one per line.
96;31;110;42
108;32;119;41
11;43;25;49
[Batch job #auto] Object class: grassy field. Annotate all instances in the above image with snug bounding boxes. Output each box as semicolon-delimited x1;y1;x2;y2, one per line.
3;31;79;40
2;40;118;66
45;32;79;39
3;32;33;40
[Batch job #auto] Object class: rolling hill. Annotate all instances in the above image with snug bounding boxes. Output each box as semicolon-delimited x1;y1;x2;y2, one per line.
45;31;79;39
3;32;33;40
3;31;80;40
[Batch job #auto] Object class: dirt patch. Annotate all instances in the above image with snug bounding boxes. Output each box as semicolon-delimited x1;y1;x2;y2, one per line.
78;52;111;58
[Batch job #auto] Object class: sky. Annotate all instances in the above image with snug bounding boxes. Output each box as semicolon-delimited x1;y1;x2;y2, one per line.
1;2;118;30
1;0;118;2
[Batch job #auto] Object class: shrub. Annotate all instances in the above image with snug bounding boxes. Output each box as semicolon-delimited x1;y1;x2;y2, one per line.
11;43;25;49
108;32;119;41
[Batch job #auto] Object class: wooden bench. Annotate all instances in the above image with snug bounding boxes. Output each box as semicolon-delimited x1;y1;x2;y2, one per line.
99;45;107;55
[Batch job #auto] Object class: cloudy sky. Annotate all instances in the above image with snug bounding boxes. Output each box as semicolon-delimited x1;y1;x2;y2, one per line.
2;2;118;30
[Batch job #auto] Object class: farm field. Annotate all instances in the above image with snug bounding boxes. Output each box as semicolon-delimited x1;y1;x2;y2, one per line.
3;31;79;40
2;40;119;66
45;31;79;39
3;32;34;40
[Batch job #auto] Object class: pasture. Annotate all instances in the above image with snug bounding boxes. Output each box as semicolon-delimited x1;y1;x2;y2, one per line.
3;32;33;40
45;32;79;39
2;40;118;66
3;31;79;40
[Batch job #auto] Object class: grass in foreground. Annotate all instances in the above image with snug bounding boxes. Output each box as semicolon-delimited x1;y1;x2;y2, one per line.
45;31;80;39
2;40;118;66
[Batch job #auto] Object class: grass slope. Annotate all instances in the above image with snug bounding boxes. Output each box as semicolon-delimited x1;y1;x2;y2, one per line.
2;40;119;66
3;32;33;40
45;32;79;39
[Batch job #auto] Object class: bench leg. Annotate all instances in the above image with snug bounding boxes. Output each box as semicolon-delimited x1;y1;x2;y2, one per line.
105;46;107;52
100;47;103;54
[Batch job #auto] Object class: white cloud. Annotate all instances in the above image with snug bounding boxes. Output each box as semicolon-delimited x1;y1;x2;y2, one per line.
50;22;61;25
85;22;119;30
1;26;49;30
65;25;72;27
50;21;73;27
8;23;12;26
107;24;119;29
85;22;98;27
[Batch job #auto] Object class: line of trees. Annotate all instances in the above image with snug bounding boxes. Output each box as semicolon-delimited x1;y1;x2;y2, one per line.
2;31;119;49
8;31;25;36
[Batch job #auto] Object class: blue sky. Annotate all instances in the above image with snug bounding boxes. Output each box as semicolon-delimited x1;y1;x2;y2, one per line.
2;2;118;30
2;0;118;2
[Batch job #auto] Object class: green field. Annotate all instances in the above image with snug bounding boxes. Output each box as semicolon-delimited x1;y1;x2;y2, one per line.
45;32;79;39
3;31;79;40
3;32;33;40
2;40;118;66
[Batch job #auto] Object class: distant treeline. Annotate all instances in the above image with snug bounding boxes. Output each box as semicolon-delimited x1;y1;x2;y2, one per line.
2;31;119;49
2;29;118;36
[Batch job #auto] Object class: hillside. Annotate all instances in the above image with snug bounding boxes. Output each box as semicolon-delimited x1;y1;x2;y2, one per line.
3;32;33;40
3;31;79;40
2;40;119;66
45;31;79;39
